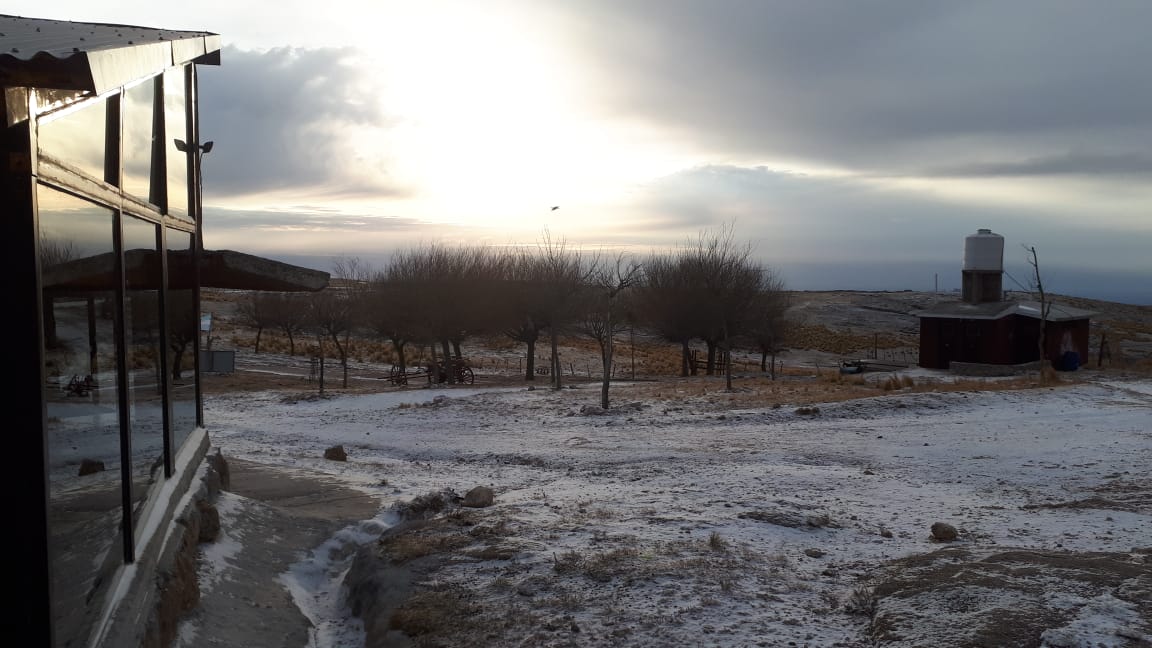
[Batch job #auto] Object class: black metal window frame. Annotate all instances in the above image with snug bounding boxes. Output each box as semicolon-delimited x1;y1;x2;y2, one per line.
33;62;203;564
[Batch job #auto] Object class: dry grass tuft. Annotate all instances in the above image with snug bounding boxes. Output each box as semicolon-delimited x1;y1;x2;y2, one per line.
393;489;458;520
552;549;585;575
388;586;482;637
844;585;877;616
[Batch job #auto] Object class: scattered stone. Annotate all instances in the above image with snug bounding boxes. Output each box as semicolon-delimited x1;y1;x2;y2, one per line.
863;469;875;475
206;449;231;491
740;510;805;528
880;527;894;539
740;509;836;529
462;486;495;508
197;500;220;543
931;522;958;542
804;548;826;558
78;458;105;476
806;513;835;528
323;445;347;461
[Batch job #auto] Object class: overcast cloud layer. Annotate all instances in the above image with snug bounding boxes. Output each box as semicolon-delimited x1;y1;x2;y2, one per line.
562;1;1152;176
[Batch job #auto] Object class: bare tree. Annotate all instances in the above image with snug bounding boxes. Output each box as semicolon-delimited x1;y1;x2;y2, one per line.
384;244;510;384
578;252;642;408
265;293;309;355
39;236;80;349
678;225;777;390
1025;245;1053;382
235;291;278;353
743;274;789;378
637;252;709;376
501;249;552;380
535;231;589;390
307;288;353;388
166;290;197;381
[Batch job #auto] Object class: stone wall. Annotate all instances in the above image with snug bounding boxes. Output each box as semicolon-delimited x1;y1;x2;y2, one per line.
138;449;229;648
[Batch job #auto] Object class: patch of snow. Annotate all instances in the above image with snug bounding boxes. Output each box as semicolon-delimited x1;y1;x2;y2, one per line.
203;377;1152;645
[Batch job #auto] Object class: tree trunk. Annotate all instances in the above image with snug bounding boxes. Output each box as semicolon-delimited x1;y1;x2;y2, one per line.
254;327;263;354
392;337;407;375
429;342;439;385
705;340;717;376
601;315;613;409
441;339;455;384
681;341;691;377
330;331;348;388
550;328;562;390
316;335;325;396
524;337;537;380
287;330;296;355
723;324;733;391
171;342;186;381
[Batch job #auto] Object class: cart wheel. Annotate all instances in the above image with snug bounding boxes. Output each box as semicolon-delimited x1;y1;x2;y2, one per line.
461;366;475;384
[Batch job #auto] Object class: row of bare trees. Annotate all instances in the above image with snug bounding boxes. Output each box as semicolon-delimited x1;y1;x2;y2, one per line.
235;228;788;406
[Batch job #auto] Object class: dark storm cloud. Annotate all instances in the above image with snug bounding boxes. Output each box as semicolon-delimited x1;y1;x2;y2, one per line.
562;0;1152;176
197;46;408;198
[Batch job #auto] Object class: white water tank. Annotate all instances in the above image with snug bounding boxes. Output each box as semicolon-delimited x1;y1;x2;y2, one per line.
963;229;1004;272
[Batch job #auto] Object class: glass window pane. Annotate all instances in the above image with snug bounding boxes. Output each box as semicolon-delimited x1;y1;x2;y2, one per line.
123;79;157;205
167;229;197;451
122;216;165;528
39;186;122;648
38;98;107;181
164;69;188;219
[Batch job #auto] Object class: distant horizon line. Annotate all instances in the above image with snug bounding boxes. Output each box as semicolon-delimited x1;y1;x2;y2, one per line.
258;251;1149;306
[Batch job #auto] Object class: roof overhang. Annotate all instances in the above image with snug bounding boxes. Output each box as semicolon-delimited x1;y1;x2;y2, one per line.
42;249;329;293
200;250;330;291
0;14;221;95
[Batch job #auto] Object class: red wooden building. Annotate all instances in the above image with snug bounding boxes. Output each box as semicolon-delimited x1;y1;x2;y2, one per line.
917;229;1093;371
918;300;1093;370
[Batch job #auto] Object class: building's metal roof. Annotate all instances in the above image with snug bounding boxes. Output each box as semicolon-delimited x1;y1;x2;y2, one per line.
916;300;1095;322
0;14;220;94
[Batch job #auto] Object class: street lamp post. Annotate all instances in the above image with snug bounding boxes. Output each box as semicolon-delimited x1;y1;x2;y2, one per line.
173;138;213;252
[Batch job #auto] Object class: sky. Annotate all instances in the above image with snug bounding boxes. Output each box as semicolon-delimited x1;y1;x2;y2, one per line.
12;1;1152;303
186;373;1152;646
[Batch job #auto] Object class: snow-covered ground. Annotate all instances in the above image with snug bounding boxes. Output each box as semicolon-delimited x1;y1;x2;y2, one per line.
202;375;1152;647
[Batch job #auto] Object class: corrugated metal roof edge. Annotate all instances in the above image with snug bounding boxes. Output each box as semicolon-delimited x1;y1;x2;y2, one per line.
1;14;220;93
915;301;1096;322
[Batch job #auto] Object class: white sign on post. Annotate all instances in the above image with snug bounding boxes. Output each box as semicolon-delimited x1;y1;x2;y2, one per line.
200;313;212;332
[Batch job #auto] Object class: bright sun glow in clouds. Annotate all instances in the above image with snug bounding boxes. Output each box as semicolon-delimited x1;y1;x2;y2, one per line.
352;7;692;230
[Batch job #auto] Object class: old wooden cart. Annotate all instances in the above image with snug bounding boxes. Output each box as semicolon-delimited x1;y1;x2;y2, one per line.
388;359;475;386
